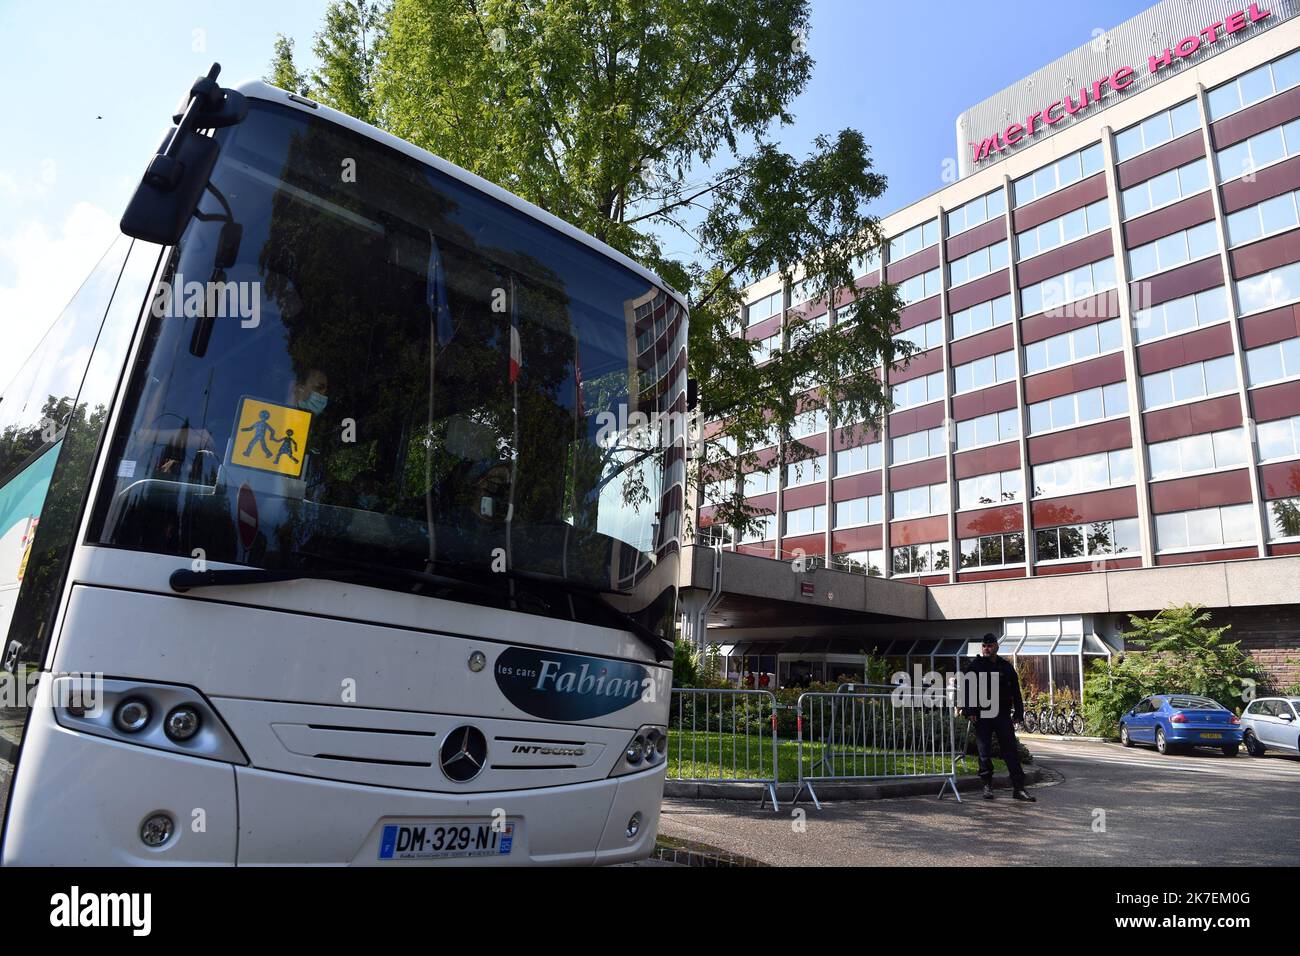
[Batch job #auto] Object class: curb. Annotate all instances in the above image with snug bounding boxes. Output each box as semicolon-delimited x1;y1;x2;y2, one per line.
664;766;1045;802
1021;734;1110;743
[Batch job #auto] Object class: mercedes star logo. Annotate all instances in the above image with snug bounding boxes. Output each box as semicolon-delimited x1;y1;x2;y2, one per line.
439;725;488;782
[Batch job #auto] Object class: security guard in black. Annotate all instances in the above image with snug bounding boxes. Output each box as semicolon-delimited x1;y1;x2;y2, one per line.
959;633;1036;801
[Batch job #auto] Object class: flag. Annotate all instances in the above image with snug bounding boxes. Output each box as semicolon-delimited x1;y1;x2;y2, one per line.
574;344;584;419
508;276;521;384
426;232;454;346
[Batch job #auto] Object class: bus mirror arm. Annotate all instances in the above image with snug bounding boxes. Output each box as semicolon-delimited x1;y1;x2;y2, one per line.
121;63;248;247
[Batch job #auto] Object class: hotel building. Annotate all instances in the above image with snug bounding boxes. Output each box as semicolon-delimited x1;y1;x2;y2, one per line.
690;0;1300;695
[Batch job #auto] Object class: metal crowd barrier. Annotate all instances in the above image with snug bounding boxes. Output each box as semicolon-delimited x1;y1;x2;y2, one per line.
667;688;780;811
794;688;965;809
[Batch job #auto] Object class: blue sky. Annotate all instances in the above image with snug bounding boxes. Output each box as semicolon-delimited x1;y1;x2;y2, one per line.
0;0;1149;388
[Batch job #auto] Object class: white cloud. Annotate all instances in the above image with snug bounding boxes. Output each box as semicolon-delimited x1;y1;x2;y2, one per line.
0;202;119;394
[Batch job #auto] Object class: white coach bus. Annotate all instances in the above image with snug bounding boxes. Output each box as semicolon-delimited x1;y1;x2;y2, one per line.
0;66;687;864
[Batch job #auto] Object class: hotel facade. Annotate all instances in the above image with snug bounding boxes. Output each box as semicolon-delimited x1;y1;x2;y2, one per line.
692;0;1300;695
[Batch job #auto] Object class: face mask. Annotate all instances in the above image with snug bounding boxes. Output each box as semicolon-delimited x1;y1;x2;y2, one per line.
302;391;328;415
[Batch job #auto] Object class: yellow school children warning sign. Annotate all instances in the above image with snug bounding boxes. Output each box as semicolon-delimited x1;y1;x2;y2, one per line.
228;396;312;478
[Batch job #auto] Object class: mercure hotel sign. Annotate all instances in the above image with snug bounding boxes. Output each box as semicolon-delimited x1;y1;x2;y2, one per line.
970;3;1273;165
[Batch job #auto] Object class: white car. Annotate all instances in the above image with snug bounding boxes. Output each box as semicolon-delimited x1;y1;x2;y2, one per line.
1240;697;1300;757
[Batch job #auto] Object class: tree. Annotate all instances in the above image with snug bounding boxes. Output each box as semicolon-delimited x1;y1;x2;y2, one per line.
266;34;311;96
281;0;907;541
311;0;384;123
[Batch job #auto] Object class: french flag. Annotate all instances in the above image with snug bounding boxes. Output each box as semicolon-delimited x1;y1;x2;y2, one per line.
508;277;521;384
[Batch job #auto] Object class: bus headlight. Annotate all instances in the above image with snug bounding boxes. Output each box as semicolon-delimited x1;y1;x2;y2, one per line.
114;698;152;734
164;706;202;741
608;724;667;777
643;729;663;761
52;677;247;765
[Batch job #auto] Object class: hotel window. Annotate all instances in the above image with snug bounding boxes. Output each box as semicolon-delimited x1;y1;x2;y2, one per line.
1216;117;1300;183
1114;99;1201;162
947;188;1007;236
891;426;946;463
1236;260;1300;316
1121;159;1211;219
791;408;829;438
1266;497;1300;541
957;469;1023;509
894;318;943;351
710;435;738;457
1246;336;1300;387
1024;318;1123;375
888;220;940;260
832;549;885;576
835;440;882;474
959;530;1025;569
1147;427;1250;481
1133;286;1230;343
702;477;734;506
834;495;883;528
1207;49;1300;121
1016;199;1110;259
1012;143;1104;206
1028;382;1128;434
1019;258;1117;316
898;267;942;305
1140;355;1237;409
789;277;818;308
745;290;782;327
1032;447;1135;498
891;371;945;409
951;294;1013;340
786;454;827;488
784;504;827;536
891;541;951;575
1257;414;1300;461
1036;518;1140;561
789;310;830;347
949;239;1009;286
1154;503;1256;552
952;350;1016;394
1227;188;1300;247
892;482;949;520
742;466;779;497
739;513;777;543
1127;222;1219;280
955;409;1019;450
853;247;882;277
753;330;782;363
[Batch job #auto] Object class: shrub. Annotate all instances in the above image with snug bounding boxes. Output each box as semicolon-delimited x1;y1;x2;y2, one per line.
1082;604;1265;738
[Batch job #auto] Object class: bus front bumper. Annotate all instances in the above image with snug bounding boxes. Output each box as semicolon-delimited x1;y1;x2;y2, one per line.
3;714;664;866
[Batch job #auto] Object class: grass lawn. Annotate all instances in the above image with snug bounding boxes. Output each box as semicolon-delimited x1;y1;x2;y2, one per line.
666;729;1001;783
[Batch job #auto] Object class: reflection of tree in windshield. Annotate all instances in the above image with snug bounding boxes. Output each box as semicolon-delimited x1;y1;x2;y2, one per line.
96;104;677;601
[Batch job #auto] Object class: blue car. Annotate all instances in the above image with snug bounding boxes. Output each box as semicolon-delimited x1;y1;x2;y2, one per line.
1119;694;1243;756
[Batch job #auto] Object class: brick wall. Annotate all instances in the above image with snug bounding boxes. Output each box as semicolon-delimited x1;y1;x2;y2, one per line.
1213;606;1300;693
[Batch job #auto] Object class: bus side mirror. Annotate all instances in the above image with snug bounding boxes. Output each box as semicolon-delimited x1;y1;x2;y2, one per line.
121;63;248;246
121;129;220;246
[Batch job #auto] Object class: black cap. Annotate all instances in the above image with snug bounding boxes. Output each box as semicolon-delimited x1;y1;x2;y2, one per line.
981;633;998;645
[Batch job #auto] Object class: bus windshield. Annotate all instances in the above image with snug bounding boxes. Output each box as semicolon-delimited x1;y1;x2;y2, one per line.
90;99;685;632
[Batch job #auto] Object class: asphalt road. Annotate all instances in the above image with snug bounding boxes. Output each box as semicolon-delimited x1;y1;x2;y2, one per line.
657;738;1300;866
